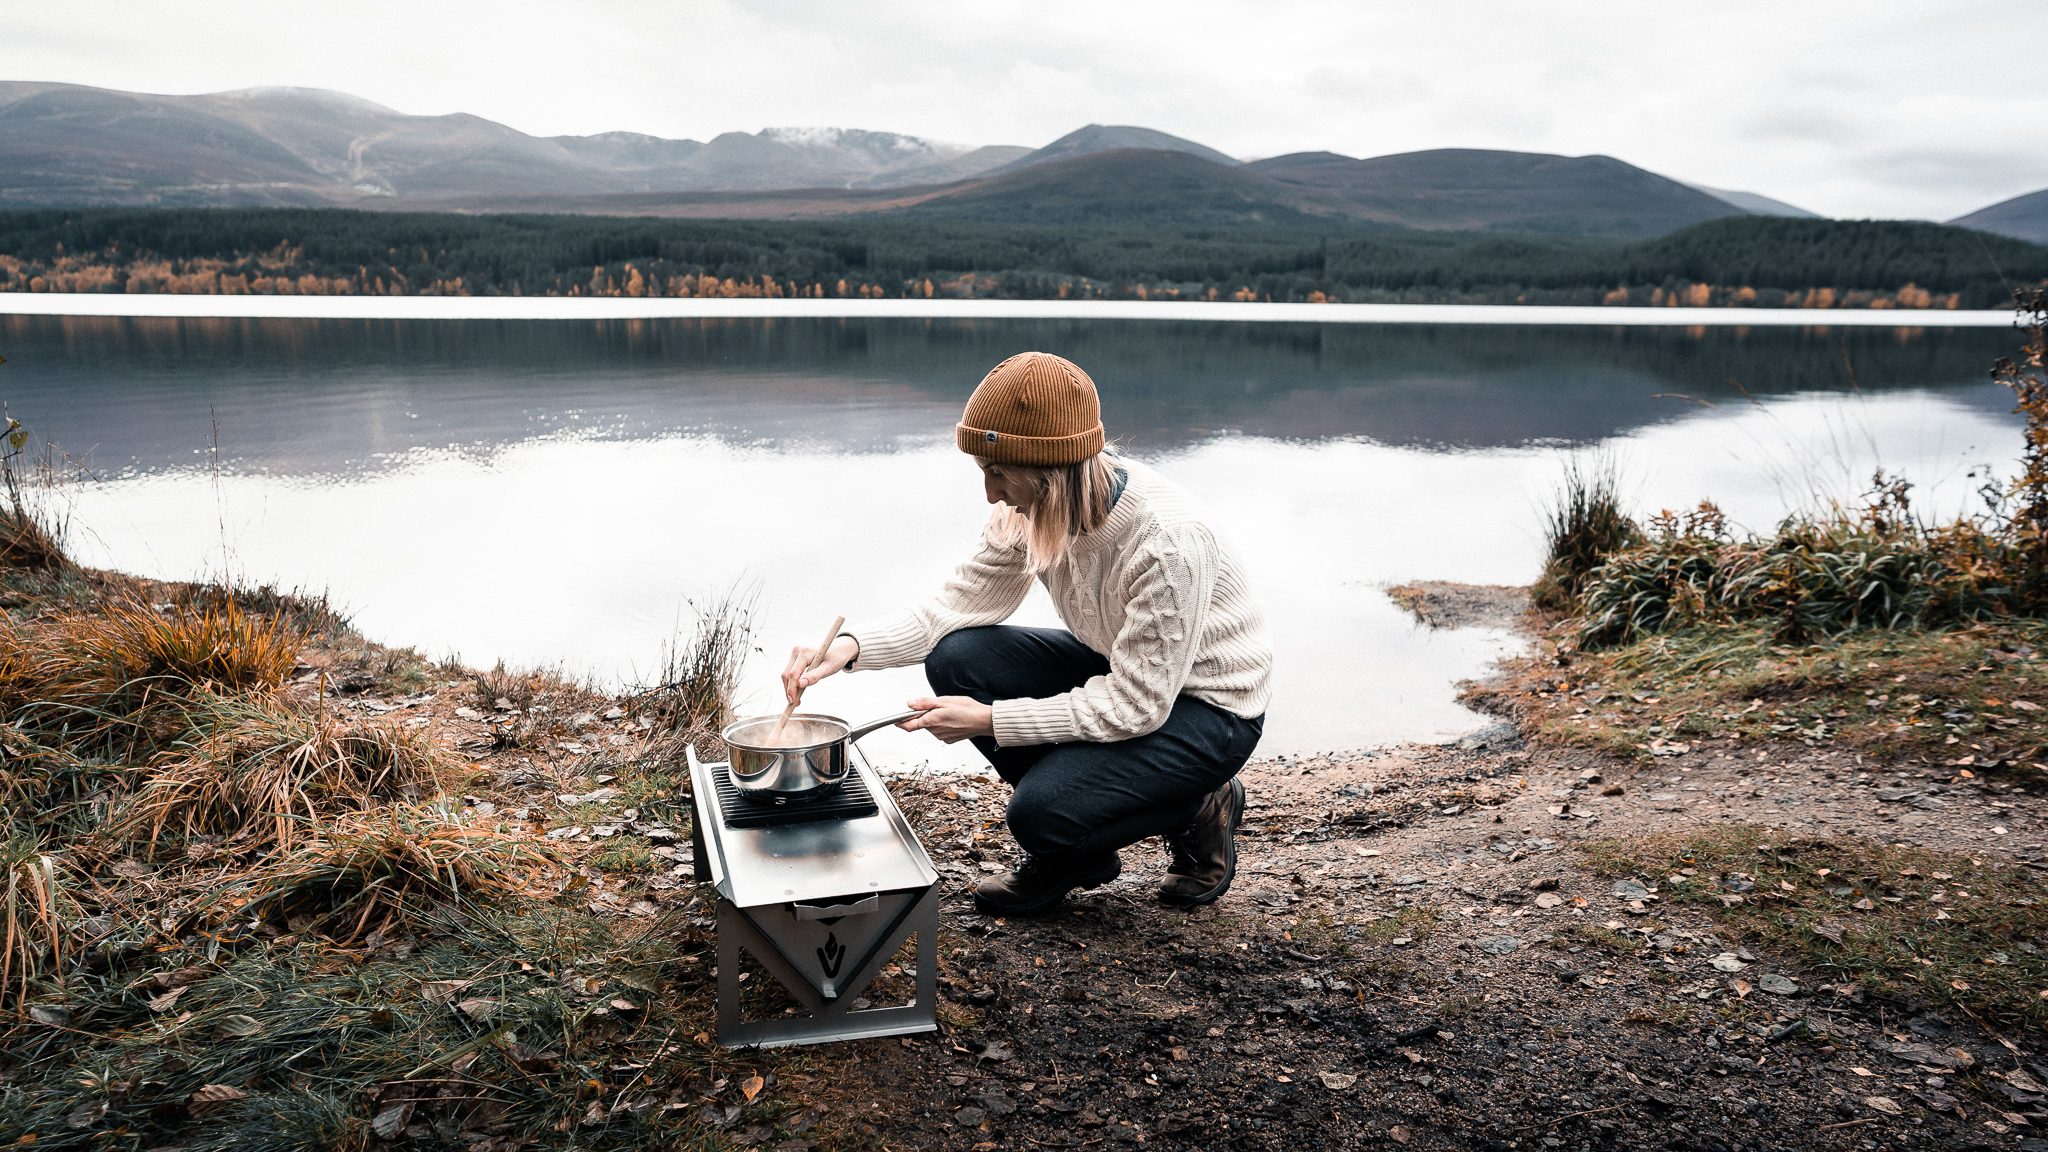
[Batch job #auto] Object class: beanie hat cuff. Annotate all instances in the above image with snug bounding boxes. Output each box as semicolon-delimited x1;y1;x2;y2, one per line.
957;422;1106;466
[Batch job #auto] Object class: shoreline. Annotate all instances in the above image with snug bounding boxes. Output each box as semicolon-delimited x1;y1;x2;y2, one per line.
0;291;2021;327
5;548;2047;1148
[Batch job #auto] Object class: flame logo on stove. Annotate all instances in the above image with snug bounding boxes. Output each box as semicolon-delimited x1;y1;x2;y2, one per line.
817;931;847;978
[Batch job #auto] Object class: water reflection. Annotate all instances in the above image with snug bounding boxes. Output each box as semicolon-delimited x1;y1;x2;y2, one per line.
0;315;2020;474
1;315;2027;767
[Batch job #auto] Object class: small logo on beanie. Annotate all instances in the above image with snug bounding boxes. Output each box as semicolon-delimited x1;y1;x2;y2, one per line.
985;431;999;444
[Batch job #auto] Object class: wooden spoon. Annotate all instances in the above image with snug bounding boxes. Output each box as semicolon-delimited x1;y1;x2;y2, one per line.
771;615;844;743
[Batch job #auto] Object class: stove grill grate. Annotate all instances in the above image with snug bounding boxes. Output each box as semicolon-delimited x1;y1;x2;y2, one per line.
711;761;880;829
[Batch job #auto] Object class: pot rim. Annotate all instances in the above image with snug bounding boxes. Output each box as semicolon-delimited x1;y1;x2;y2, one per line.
722;712;850;755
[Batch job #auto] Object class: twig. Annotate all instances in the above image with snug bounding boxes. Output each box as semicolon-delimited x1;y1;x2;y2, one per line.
1817;1117;1875;1132
610;1026;676;1114
1546;1103;1623;1127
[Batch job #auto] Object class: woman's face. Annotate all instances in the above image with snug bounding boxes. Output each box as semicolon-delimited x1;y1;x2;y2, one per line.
978;459;1037;510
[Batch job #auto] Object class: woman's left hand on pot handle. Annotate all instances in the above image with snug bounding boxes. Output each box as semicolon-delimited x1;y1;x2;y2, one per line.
899;695;992;743
781;635;857;705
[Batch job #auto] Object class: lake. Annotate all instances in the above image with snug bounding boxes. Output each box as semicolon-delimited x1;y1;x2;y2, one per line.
0;309;2026;769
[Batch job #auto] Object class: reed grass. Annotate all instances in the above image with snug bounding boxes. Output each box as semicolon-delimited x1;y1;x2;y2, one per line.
634;587;756;743
0;415;70;573
1533;455;1640;613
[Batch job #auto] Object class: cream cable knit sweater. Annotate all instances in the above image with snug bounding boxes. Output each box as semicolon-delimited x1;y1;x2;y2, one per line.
847;459;1273;748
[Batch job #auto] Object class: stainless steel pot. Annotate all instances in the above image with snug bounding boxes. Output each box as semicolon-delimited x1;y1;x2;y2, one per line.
719;709;921;803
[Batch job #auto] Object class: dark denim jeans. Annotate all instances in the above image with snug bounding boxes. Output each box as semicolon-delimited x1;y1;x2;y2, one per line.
924;625;1264;861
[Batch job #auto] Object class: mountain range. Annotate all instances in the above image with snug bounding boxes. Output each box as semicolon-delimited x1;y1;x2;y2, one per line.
0;80;2041;242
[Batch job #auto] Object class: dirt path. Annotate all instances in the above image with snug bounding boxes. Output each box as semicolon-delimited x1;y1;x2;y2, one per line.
777;734;2047;1151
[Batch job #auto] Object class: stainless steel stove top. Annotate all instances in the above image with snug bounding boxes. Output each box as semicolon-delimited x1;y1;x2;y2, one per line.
688;746;938;910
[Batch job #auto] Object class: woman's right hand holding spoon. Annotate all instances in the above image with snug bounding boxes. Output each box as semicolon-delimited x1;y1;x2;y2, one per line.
781;633;858;706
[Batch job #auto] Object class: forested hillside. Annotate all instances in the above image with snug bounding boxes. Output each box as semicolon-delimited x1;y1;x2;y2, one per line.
0;208;2040;307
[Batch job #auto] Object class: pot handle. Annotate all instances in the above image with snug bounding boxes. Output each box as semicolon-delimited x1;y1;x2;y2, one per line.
847;709;925;742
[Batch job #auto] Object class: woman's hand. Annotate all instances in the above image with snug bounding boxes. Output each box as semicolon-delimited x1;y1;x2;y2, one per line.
899;695;993;743
781;634;858;705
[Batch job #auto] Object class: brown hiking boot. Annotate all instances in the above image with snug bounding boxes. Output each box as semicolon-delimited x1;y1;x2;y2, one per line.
1157;777;1245;907
974;851;1121;916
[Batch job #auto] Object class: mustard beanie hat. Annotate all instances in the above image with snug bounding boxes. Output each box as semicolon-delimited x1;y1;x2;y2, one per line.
955;351;1106;466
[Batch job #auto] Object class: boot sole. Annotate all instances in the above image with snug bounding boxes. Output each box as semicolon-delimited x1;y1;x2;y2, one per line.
1159;776;1245;908
974;857;1123;917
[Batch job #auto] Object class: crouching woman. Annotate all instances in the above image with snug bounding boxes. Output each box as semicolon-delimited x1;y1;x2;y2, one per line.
782;351;1274;916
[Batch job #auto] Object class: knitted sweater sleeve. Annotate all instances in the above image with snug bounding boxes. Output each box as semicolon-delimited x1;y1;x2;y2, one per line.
844;521;1033;670
992;524;1218;747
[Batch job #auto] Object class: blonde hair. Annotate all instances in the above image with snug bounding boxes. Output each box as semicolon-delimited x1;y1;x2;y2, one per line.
987;453;1121;573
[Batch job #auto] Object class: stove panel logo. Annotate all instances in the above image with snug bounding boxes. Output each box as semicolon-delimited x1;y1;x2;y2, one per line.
817;932;847;978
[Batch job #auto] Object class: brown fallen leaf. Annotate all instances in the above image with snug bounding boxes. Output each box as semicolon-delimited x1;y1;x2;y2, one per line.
1864;1096;1904;1115
1318;1071;1358;1090
740;1074;765;1103
188;1084;250;1117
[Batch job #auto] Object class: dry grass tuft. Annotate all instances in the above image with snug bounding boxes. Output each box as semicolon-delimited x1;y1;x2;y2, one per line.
0;598;303;758
0;505;67;571
0;414;71;572
240;805;543;943
2;835;72;1005
633;587;755;747
472;660;538;713
124;691;441;854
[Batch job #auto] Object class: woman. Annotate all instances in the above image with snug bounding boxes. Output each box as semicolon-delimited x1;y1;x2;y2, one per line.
781;351;1273;916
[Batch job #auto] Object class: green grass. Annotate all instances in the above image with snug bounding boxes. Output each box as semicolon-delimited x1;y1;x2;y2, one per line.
592;837;656;875
1585;824;2048;1035
1358;905;1439;945
1479;618;2048;778
0;905;769;1151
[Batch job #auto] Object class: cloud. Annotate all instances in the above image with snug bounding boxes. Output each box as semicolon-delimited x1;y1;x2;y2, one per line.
0;0;2043;219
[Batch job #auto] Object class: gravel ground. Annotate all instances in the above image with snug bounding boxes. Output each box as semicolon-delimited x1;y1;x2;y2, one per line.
783;730;2048;1151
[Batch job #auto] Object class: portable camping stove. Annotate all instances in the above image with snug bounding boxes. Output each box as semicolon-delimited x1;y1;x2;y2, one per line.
686;742;939;1048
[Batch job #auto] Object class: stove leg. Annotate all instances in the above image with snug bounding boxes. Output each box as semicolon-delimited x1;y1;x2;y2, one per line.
714;887;941;1049
690;814;710;883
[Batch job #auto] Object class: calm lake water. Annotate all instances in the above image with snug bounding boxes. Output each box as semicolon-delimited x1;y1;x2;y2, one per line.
0;313;2026;768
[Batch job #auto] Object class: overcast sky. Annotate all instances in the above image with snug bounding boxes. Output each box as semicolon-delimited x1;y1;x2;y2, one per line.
3;0;2041;220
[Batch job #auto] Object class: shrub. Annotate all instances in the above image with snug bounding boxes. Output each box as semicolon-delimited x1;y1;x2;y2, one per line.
1575;490;2011;650
1995;286;2048;607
